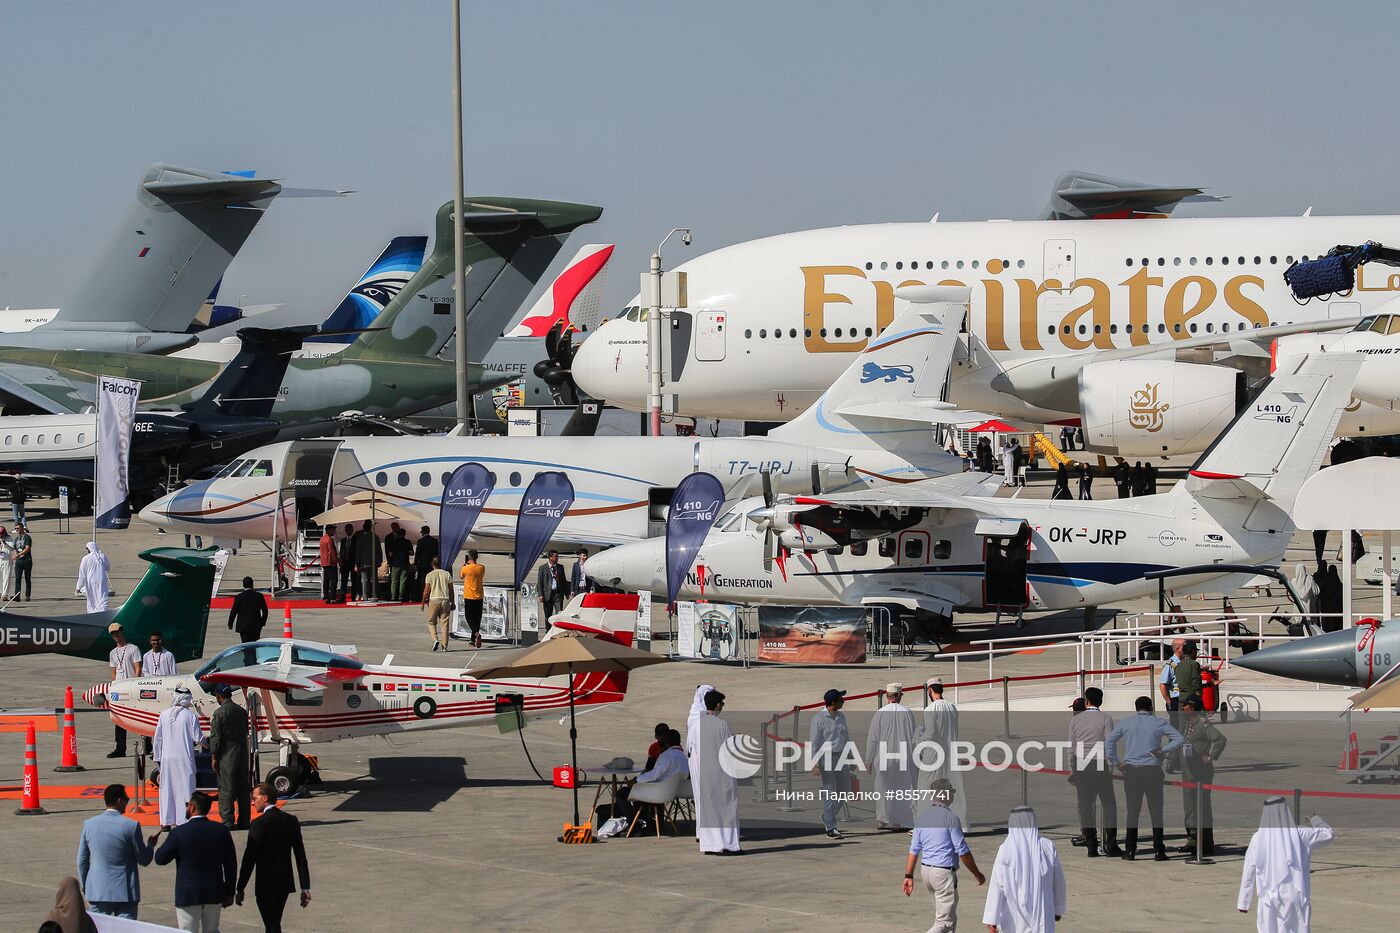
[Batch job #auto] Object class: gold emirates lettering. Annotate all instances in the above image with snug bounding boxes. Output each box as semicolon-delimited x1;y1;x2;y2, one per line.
799;265;1273;353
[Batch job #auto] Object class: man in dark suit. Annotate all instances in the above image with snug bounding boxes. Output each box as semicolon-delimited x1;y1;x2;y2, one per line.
570;549;594;597
338;523;357;601
412;524;438;601
227;577;269;643
237;782;311;933
153;791;237;932
535;550;570;629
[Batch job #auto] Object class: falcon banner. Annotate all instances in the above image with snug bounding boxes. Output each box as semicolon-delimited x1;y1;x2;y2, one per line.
438;462;496;570
95;376;141;529
664;471;725;608
512;471;576;589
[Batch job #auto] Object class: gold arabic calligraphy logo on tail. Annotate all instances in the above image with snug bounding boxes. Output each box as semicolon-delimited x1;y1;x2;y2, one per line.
1128;382;1169;433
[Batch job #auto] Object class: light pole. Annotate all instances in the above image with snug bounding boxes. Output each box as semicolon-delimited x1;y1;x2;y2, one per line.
647;227;691;437
452;0;470;432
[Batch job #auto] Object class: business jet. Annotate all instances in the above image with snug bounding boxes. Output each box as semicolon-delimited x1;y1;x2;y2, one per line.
585;353;1361;628
96;606;636;795
135;289;985;548
572;184;1400;456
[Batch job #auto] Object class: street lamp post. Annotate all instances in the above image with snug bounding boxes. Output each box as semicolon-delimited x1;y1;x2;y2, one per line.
452;0;470;432
647;227;691;437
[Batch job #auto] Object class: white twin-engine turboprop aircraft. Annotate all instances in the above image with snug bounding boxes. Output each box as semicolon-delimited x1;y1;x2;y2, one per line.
96;605;637;796
572;210;1400;456
585;353;1363;627
137;289;991;549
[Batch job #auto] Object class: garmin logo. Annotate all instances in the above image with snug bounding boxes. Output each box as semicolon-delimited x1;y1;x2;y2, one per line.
686;572;774;590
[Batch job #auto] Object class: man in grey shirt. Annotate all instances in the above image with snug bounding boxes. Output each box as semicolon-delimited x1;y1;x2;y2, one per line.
809;688;852;839
1106;695;1183;861
1067;686;1121;858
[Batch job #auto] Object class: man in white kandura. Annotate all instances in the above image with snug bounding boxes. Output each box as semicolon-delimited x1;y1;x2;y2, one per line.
692;688;740;855
153;685;204;831
917;678;968;827
1237;795;1334;933
867;682;917;831
982;806;1067;933
77;541;112;612
685;683;715;758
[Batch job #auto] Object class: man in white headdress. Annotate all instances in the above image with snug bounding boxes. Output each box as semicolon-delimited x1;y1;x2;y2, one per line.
153;685;203;831
866;682;917;830
76;541;112;613
691;688;740;854
917;678;968;826
685;683;715;758
1001;438;1016;486
982;806;1067;933
1237;796;1334;932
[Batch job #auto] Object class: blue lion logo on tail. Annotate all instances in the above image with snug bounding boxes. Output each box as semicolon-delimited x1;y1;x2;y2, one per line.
859;362;915;384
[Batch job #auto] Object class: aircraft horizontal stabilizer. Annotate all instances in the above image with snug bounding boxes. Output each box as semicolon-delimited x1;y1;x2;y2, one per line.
836;401;997;426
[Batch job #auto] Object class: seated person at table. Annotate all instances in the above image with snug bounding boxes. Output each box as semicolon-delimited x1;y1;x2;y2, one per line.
601;730;690;832
644;722;671;771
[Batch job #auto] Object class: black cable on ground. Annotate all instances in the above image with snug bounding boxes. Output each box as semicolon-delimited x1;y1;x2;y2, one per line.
514;706;550;783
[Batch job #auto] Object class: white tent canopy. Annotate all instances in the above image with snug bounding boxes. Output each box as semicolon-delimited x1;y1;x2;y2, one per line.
1292;456;1400;622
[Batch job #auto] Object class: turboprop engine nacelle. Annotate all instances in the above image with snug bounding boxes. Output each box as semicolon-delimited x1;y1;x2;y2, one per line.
1078;359;1243;457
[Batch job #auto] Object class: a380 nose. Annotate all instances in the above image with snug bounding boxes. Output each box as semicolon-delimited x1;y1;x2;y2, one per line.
571;324;647;409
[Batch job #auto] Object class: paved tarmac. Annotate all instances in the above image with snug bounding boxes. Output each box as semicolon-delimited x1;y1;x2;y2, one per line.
2;489;1398;932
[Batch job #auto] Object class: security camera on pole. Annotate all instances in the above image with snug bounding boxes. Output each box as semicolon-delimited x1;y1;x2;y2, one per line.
646;228;691;437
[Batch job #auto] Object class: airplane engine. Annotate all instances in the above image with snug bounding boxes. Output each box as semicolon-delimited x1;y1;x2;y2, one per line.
1078;360;1243;457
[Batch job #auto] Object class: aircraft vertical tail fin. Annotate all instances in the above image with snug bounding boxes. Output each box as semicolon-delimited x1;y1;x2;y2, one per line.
506;244;615;337
107;548;214;663
341;198;603;362
54;164;284;334
1185;353;1362;509
770;286;971;451
181;325;316;420
308;236;428;344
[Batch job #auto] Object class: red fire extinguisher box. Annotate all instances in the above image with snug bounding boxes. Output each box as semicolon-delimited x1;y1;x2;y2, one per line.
553;766;575;788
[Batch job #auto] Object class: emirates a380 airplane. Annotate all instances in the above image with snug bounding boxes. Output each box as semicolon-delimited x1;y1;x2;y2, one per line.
574;178;1400;457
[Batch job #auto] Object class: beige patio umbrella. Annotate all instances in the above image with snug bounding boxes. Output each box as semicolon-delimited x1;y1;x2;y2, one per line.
310;490;419;528
469;633;669;827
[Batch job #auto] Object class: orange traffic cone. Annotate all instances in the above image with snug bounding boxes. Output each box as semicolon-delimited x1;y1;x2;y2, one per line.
55;686;83;772
282;606;293;639
15;721;47;815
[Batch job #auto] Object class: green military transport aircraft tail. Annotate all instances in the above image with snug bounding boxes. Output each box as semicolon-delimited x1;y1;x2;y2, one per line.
0;547;213;662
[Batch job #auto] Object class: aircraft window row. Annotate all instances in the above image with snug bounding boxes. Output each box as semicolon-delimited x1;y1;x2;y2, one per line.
743;327;875;340
1047;318;1295;337
3;432;78;446
1124;255;1304;268
863;259;1025;273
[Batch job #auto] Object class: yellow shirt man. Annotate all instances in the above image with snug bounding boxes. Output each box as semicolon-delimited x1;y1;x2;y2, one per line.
460;561;485;601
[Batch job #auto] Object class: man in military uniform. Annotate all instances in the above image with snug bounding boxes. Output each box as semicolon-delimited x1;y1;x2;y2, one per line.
209;684;251;830
1176;695;1226;856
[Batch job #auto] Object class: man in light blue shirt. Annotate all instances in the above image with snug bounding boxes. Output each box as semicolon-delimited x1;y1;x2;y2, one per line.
809;688;852;839
1159;637;1185;727
77;783;155;919
902;780;985;933
1106;695;1184;862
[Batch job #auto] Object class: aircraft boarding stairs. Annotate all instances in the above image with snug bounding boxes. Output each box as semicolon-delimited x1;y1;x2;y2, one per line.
291;530;324;590
1342;726;1400;783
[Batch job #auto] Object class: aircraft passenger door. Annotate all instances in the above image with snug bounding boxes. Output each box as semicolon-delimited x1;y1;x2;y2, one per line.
976;518;1030;609
1043;239;1076;290
695;310;727;361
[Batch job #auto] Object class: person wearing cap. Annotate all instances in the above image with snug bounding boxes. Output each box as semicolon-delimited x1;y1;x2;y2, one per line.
1067;686;1121;858
981;806;1067;932
209;683;251;831
903;778;984;933
154;685;204;831
77;541;113;612
107;623;142;758
867;683;917;831
809;688;852;839
11;521;33;601
1237;795;1333;932
1174;694;1226;856
917;678;968;827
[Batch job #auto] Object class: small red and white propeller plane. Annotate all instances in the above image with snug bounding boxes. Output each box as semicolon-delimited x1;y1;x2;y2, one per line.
93;595;639;794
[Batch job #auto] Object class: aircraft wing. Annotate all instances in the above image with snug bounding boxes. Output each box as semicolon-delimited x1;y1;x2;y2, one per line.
199;663;365;694
0;361;96;414
836;402;998;425
790;471;1002;511
470;520;644;549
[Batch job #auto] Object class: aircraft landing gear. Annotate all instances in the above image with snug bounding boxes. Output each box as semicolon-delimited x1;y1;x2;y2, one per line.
266;741;318;797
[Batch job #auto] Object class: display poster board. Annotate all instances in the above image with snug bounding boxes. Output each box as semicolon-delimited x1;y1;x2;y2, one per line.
757;606;868;664
676;601;740;661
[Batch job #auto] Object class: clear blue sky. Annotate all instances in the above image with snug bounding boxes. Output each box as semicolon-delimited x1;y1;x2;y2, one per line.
3;1;1399;325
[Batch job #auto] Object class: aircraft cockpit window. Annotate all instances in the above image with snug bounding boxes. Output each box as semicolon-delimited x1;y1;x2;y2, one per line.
1388;317;1400;336
627;307;642;322
1370;315;1392;334
231;460;257;478
192;642;285;691
291;646;363;671
248;460;273;478
214;460;244;478
1356;316;1378;333
714;511;742;533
